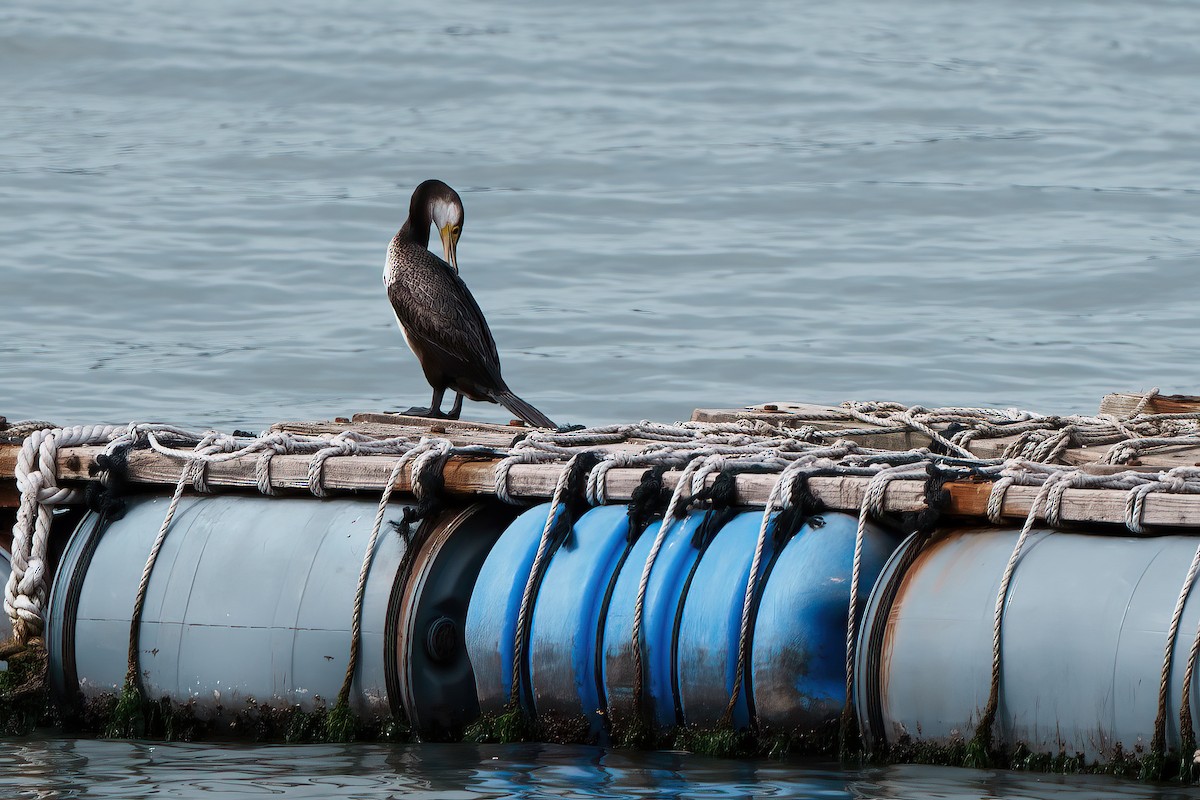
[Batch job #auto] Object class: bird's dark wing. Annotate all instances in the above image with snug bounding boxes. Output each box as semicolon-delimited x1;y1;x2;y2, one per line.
388;249;505;389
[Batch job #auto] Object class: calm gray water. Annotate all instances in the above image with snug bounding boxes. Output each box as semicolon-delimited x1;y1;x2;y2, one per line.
2;0;1200;795
2;740;1199;800
3;0;1199;432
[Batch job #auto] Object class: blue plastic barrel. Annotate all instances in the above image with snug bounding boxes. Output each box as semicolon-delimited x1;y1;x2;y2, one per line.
46;495;410;721
751;512;898;731
602;512;706;728
529;505;633;733
465;502;566;714
676;510;780;728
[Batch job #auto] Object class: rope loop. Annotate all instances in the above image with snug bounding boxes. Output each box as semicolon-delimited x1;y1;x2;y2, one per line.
6;423;124;641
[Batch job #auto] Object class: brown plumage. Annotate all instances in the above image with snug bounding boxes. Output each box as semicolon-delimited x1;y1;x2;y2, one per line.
383;179;556;428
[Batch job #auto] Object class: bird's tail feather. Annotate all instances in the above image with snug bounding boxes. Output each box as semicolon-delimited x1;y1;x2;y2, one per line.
493;390;557;429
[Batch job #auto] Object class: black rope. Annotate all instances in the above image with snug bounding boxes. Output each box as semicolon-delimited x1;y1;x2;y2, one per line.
771;467;846;545
626;465;669;541
548;451;603;551
890;462;958;535
387;449;453;542
690;470;740;550
84;441;133;521
929;422;967;456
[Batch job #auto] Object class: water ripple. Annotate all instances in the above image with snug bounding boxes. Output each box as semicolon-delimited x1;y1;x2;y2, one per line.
1;1;1198;433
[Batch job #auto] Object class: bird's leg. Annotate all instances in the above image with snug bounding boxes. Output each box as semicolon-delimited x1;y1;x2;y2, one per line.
446;392;465;420
403;387;449;418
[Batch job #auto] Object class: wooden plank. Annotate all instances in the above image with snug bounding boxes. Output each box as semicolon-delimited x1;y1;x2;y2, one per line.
966;435;1104;465
0;443;1192;529
0;481;18;509
35;445;933;513
1099;392;1200;417
945;481;1198;529
699;402;1200;469
350;411;531;432
0;444;15;475
691;403;928;452
274;420;524;449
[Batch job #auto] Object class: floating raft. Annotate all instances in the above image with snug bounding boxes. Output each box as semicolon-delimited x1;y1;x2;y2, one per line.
4;392;1200;778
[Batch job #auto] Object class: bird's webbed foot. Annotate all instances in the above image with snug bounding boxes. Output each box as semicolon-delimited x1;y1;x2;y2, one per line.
400;406;450;418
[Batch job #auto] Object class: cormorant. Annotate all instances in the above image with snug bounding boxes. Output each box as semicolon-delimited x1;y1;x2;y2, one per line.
384;179;557;428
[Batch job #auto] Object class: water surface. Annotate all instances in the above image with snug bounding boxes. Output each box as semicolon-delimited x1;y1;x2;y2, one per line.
2;740;1197;800
2;1;1198;431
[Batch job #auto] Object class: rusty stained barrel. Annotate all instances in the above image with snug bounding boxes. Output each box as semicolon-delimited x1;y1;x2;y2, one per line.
855;529;1200;763
45;494;512;732
392;502;509;738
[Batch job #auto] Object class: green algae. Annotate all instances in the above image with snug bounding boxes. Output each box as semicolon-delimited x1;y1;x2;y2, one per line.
868;732;1199;782
463;704;533;743
324;701;359;743
0;638;59;735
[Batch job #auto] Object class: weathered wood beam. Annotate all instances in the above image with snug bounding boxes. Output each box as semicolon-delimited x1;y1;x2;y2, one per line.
698;401;1200;469
274;413;534;448
0;443;1195;530
691;403;929;451
1099;392;1200;417
0;482;17;509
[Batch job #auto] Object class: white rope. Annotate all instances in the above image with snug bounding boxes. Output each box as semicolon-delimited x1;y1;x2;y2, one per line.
977;474;1061;741
1134;387;1161;416
1152;542;1200;754
1180;604;1200;750
5;423;124;641
721;458;809;722
337;454;410;707
408;438;454;499
842;462;928;725
630;454;711;709
509;451;590;705
126;456;201;688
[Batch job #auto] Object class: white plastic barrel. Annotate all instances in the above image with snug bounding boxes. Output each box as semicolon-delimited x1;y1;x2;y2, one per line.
856;529;1200;763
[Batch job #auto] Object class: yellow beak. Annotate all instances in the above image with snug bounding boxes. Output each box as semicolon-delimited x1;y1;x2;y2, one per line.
439;224;459;274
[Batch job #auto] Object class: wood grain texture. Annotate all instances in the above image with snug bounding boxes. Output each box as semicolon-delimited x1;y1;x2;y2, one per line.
0;481;18;509
1098;392;1200;417
3;397;1200;529
691;404;928;451
0;442;1193;529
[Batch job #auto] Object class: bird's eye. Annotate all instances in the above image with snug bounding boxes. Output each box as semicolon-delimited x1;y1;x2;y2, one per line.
452;226;462;237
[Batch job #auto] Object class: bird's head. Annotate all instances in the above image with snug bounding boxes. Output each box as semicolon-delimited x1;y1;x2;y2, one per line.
412;179;464;273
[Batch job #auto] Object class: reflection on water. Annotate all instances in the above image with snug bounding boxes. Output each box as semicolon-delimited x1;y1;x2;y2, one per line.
0;740;1195;800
